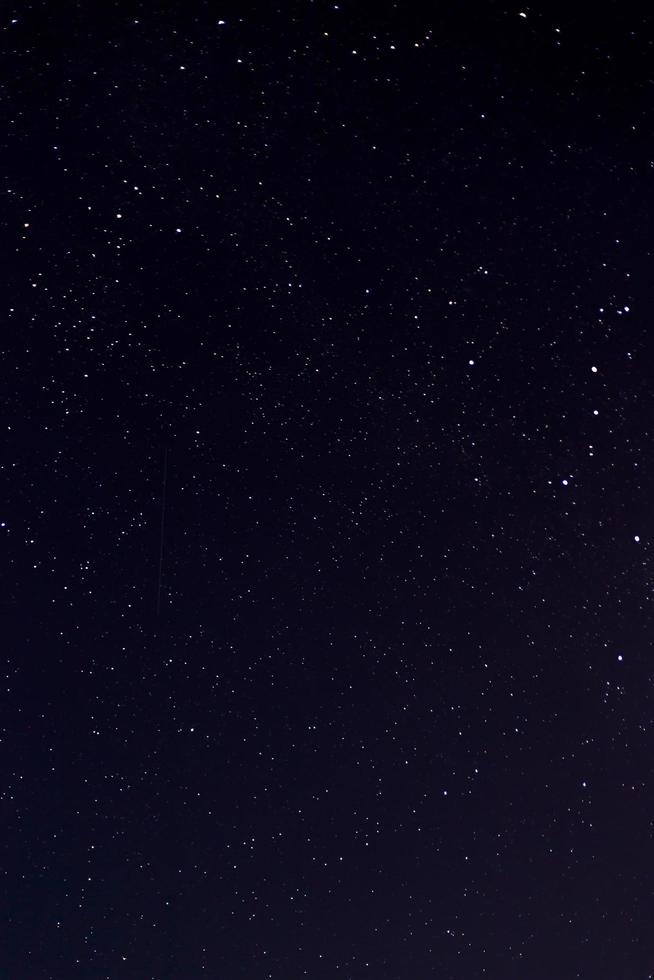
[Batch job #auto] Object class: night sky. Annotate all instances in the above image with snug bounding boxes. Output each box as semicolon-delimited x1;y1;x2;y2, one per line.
4;2;654;977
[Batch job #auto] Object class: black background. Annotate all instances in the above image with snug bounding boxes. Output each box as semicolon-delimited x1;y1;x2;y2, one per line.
3;1;654;977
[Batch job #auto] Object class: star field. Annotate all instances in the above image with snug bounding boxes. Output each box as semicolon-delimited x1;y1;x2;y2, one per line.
3;2;654;978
